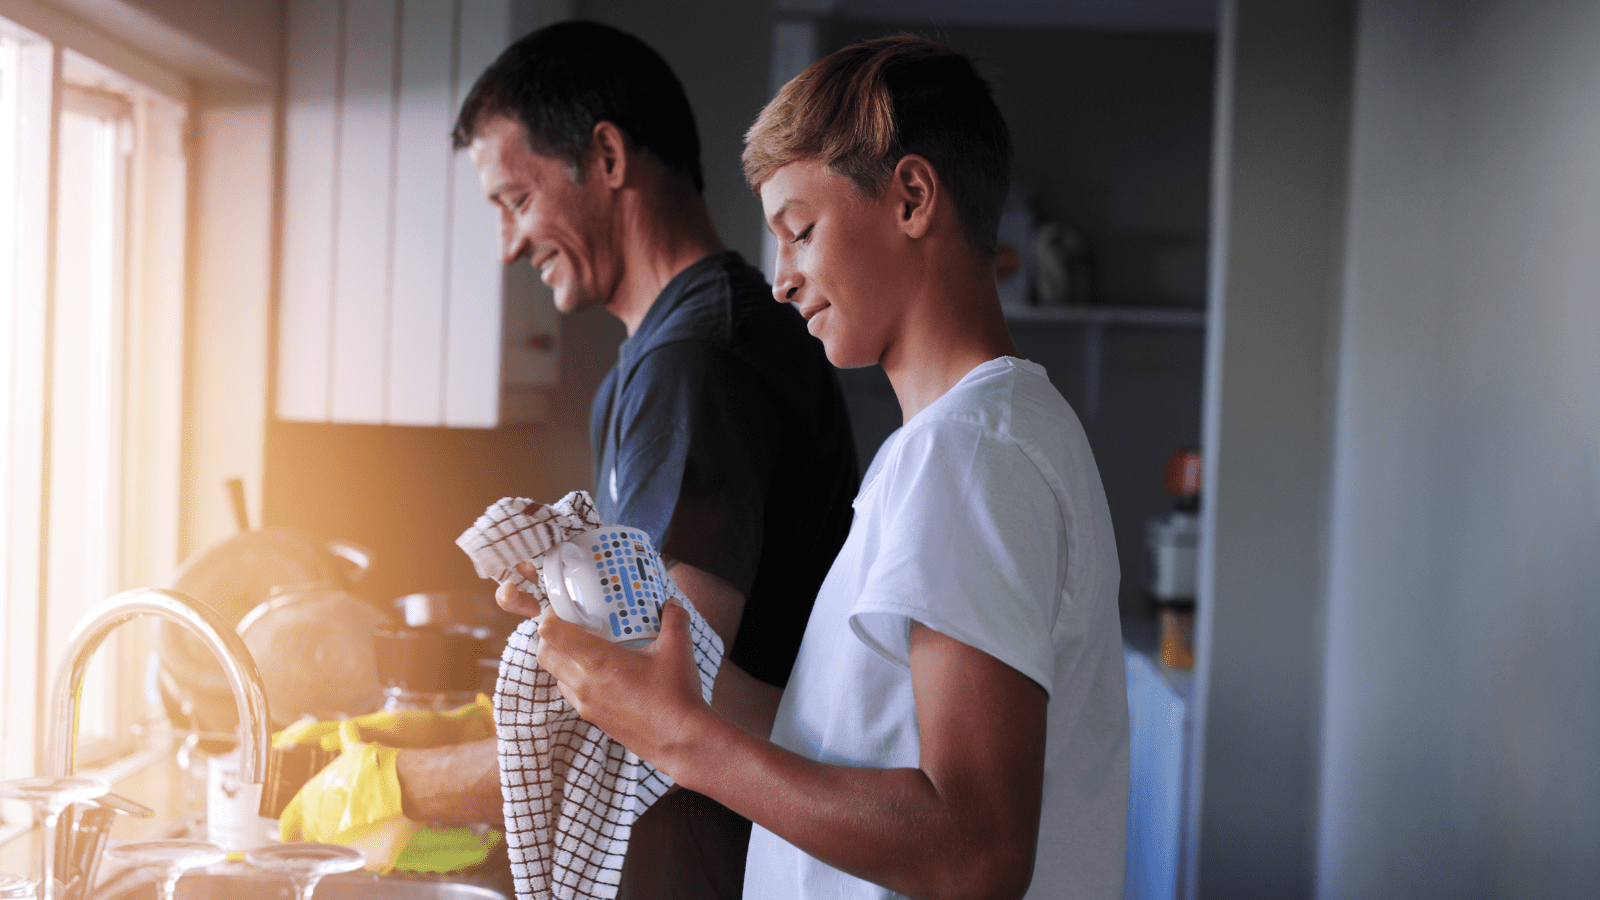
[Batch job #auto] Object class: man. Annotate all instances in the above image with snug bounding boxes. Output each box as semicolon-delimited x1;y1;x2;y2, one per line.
531;35;1130;900
366;20;859;898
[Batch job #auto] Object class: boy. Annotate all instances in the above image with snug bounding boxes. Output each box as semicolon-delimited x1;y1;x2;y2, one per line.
532;34;1129;899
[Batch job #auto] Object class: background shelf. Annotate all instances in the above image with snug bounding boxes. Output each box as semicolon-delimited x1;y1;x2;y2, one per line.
1004;304;1208;328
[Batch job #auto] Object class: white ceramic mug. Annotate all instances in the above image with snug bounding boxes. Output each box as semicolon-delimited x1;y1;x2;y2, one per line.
535;526;670;648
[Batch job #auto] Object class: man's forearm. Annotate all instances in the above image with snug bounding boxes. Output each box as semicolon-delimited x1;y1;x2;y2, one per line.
668;561;783;736
711;659;783;738
395;737;504;824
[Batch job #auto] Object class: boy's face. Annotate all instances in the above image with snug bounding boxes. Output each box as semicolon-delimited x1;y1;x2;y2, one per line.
760;160;907;369
469;115;620;315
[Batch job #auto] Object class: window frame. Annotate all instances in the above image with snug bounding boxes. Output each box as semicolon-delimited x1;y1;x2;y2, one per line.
1;8;189;824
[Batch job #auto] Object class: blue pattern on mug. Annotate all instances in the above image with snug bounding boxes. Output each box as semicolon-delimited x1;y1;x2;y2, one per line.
588;528;664;640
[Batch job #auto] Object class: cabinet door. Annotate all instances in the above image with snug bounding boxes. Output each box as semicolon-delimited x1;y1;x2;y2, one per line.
330;0;398;423
278;0;559;427
278;0;339;422
442;0;514;427
387;0;453;425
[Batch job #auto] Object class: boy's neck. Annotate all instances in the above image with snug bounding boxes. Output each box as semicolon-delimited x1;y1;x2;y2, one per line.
881;255;1019;423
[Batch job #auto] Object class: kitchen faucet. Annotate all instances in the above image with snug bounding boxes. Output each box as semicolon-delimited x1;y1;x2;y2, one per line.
36;588;270;900
47;587;272;782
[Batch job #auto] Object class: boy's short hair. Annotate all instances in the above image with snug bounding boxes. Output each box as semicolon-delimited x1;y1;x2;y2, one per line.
452;20;704;194
743;34;1012;255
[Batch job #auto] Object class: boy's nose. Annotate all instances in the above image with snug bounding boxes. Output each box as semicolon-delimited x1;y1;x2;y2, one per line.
772;261;802;303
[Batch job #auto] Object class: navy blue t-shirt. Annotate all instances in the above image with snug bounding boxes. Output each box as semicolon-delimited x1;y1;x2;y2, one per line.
590;251;858;687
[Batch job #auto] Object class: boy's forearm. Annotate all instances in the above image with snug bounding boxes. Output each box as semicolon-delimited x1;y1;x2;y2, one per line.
666;708;1036;900
395;737;504;824
534;595;1043;899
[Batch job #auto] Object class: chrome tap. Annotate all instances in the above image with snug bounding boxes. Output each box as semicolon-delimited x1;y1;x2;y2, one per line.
47;587;272;782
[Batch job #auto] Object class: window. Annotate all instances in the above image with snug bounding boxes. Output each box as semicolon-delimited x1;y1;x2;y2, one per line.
0;14;188;800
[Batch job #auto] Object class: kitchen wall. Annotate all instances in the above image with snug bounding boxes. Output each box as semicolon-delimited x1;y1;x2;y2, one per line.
1316;0;1600;894
830;19;1215;308
44;0;278;83
1191;0;1600;896
1189;2;1352;891
260;0;773;606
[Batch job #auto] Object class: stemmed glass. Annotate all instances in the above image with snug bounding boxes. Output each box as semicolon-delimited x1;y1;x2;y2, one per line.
245;843;365;900
0;776;110;900
104;841;225;900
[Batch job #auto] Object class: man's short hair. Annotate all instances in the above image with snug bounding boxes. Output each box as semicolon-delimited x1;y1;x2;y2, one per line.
453;20;704;194
743;34;1012;255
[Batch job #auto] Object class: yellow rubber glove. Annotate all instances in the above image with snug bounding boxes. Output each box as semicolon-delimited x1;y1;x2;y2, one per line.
274;696;498;872
273;693;495;751
277;721;409;844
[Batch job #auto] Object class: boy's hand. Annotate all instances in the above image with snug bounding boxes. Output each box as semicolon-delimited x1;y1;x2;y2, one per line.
534;599;708;771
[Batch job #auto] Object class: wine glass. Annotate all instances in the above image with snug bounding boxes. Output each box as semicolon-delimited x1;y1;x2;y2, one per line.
0;870;36;900
245;843;364;900
0;776;110;900
104;841;225;900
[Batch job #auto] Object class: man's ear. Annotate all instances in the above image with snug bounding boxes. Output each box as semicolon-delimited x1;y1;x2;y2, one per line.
889;154;938;240
588;120;629;189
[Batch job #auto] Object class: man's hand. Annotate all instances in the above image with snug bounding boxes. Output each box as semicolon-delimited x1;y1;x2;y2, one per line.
533;600;713;766
495;566;542;617
394;738;505;824
274;699;504;832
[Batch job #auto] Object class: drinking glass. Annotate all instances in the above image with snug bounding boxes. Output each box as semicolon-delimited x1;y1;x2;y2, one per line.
0;776;110;900
245;843;364;900
104;841;225;900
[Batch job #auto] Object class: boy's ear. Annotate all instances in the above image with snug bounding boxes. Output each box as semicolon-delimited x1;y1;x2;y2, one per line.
588;120;629;189
890;154;938;240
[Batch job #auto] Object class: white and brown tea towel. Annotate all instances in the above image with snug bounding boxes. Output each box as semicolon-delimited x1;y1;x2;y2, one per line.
457;492;724;900
457;491;602;596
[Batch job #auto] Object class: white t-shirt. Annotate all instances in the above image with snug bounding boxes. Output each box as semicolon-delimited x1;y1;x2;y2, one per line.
743;357;1129;900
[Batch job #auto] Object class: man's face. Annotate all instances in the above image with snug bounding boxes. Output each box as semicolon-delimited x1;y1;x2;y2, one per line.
468;115;619;314
760;160;905;369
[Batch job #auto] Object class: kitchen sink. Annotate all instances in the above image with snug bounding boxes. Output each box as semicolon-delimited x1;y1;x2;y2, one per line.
94;868;508;900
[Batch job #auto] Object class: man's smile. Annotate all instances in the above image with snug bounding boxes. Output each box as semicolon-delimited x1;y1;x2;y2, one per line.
531;248;559;284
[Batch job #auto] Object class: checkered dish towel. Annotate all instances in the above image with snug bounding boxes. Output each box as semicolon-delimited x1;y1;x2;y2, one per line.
456;491;724;900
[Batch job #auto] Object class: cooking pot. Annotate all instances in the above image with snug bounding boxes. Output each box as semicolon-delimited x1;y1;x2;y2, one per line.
372;625;497;695
393;590;521;642
157;525;376;744
237;584;393;728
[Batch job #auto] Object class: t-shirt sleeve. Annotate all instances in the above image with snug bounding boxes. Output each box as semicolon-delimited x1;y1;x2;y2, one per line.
607;341;779;596
848;420;1062;695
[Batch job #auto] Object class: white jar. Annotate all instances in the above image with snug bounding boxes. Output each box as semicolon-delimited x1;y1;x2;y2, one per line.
205;749;277;852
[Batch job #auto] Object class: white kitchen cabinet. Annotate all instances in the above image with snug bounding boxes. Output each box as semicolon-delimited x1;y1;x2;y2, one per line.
277;0;559;428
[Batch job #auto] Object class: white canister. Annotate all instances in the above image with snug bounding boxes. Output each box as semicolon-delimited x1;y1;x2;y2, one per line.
206;749;277;851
